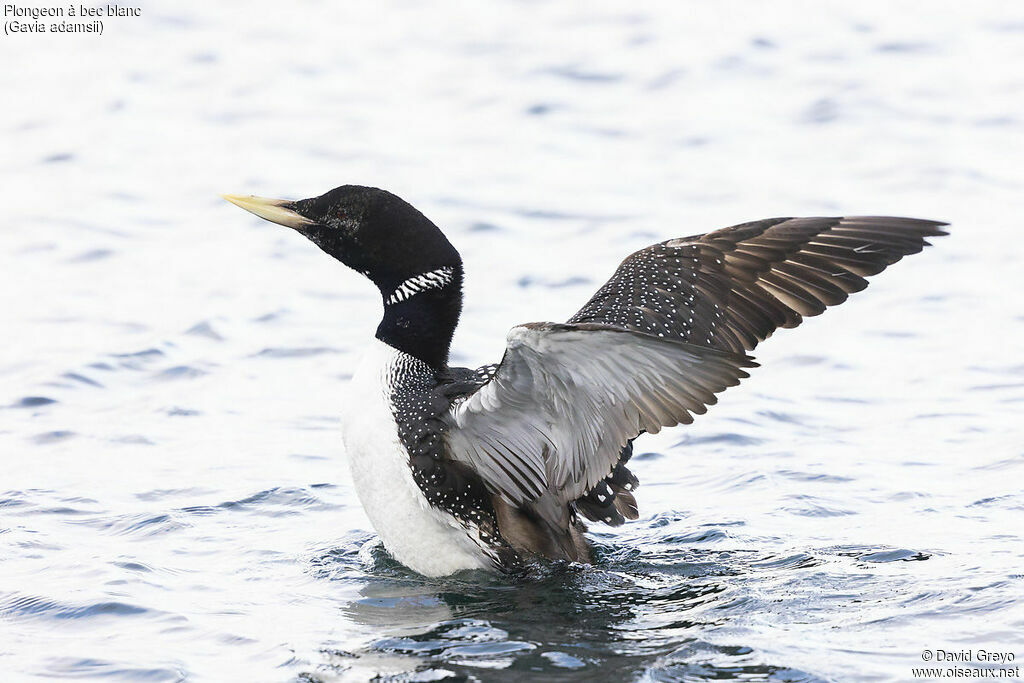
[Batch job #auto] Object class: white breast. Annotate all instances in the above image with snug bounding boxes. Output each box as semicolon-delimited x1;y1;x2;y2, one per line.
340;339;493;577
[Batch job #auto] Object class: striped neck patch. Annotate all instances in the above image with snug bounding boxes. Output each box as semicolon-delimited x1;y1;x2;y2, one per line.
386;266;455;305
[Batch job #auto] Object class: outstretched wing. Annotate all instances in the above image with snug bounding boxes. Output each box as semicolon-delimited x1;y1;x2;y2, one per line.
446;323;755;512
570;216;948;353
445;216;946;531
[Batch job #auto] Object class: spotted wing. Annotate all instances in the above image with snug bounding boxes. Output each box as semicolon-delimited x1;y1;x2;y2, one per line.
445;216;945;536
445;323;755;516
569;216;948;353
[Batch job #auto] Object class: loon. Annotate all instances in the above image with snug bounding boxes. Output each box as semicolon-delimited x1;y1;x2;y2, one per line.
223;186;946;577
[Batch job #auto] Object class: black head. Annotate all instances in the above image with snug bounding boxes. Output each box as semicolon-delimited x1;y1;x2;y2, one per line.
224;185;464;368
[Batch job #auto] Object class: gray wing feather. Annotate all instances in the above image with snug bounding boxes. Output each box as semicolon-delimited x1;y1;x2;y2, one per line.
445;216;945;531
446;322;754;509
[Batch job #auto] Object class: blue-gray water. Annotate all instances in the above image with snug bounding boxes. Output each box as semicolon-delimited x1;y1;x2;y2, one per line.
2;3;1023;681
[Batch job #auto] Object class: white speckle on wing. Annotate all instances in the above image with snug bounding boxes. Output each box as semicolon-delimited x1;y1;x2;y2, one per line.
568;242;726;344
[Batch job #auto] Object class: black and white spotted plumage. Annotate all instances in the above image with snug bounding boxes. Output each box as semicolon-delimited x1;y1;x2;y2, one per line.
570;217;948;353
225;185;946;576
386;356;518;566
575;440;640;527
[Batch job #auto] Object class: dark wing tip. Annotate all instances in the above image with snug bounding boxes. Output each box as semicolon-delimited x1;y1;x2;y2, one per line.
924;220;950;238
833;216;949;255
843;216;949;235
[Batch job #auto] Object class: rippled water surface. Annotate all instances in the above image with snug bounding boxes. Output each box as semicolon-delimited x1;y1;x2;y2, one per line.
3;3;1023;681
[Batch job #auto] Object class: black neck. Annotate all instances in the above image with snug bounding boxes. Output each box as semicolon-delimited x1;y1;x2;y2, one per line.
375;267;463;370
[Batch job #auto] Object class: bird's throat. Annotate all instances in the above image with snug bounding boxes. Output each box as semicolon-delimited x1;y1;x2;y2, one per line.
375;273;463;370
